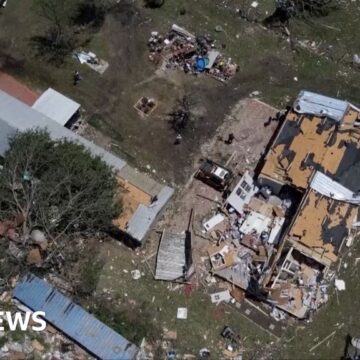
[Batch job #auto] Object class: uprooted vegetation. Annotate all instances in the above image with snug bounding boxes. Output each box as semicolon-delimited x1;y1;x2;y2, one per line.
0;129;120;283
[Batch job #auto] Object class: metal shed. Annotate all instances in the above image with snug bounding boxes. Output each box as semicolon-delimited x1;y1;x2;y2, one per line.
13;274;138;360
32;88;81;127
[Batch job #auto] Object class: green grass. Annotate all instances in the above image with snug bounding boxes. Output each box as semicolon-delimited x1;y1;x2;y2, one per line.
1;1;360;358
92;241;272;358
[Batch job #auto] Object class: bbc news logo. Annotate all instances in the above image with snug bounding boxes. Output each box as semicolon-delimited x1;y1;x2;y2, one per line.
0;311;46;332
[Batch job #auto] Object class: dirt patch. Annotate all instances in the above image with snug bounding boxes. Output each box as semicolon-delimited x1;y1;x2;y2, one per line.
79;8;281;186
0;71;40;105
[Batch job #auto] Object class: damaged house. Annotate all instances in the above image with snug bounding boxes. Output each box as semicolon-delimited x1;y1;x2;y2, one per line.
0;89;173;246
210;90;360;319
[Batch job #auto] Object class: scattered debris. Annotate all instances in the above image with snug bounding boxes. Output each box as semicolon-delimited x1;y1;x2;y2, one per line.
204;214;225;232
309;330;337;353
353;54;360;66
73;51;109;74
163;330;177;340
270;307;287;322
335;279;346;291
249;90;261;97
199;348;211;358
177;307;188;320
148;24;238;82
131;269;142;280
26;248;42;267
210;290;231;305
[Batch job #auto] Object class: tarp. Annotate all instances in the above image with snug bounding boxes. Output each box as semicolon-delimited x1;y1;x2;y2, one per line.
195;57;209;72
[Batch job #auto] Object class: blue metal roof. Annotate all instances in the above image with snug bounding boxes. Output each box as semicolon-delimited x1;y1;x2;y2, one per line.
13;274;138;360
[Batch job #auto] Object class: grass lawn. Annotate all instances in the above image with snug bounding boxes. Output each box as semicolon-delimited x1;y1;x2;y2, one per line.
1;0;360;185
90;240;273;359
1;1;360;358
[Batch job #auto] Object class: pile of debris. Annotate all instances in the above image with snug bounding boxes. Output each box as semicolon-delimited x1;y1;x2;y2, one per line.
201;169;330;319
73;51;109;74
148;24;238;82
0;330;91;360
0;297;91;360
0;218;48;270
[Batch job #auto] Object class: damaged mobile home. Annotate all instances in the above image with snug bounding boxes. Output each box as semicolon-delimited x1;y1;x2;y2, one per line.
207;90;360;319
0;89;173;246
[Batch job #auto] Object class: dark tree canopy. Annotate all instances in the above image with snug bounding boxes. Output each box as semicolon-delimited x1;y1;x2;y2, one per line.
264;0;338;25
144;0;165;9
31;0;109;64
0;129;121;241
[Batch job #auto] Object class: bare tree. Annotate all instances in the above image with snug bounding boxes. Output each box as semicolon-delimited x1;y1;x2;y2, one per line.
33;0;78;39
168;96;192;133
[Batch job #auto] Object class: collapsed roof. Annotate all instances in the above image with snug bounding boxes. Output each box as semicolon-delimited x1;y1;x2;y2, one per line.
260;91;360;191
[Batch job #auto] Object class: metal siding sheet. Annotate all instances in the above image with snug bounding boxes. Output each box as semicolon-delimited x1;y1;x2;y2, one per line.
310;171;358;202
13;274;138;360
126;186;174;242
294;90;349;122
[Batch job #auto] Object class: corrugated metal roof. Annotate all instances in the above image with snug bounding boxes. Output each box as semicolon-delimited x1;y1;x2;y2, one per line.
294;90;349;122
155;231;186;280
13;274;138;360
310;170;360;203
0;90;126;170
32;88;80;126
126;186;174;242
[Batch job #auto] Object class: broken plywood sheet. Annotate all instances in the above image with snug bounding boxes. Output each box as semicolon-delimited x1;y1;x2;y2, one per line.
269;283;307;319
113;176;152;230
288;190;357;264
246;197;273;218
208;244;236;271
260;106;360;190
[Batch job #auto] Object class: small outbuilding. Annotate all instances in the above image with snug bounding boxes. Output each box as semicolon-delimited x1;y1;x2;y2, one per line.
32;88;81;128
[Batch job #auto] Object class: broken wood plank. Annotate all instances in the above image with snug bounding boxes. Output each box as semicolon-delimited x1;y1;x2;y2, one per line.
196;193;222;205
309;331;336;353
